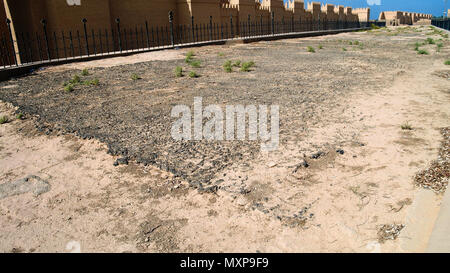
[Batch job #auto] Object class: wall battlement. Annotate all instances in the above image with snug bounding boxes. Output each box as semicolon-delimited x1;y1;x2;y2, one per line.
1;0;373;63
3;0;373;35
378;10;432;26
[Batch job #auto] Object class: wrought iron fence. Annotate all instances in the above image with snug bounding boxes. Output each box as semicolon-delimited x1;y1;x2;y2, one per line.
431;18;450;30
0;11;372;69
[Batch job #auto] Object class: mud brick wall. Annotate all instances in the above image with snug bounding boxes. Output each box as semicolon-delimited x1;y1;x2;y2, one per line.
1;0;373;63
0;0;14;65
379;10;432;25
3;0;371;37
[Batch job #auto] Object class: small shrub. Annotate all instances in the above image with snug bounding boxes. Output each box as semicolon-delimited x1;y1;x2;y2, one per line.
190;60;201;68
342;47;347;52
64;84;74;92
318;45;323;49
81;68;89;76
349;41;353;45
189;71;199;78
307;46;315;53
444;60;450;65
16;113;24;120
414;42;420;51
90;78;99;85
426;38;435;45
240;65;250;72
131;73;141;81
218;52;225;57
175;66;183;77
0;116;9;124
354;41;360;45
185;51;195;63
81;79;98;86
401;122;412;130
70;75;80;84
417;49;429;55
186;51;195;58
437;43;443;52
371;23;380;30
223;60;232;73
240;62;254;72
233;60;241;67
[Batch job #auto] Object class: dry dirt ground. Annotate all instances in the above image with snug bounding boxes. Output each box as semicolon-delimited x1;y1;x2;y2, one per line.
0;26;449;253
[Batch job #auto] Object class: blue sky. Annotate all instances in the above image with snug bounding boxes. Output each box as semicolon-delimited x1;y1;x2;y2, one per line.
283;0;448;19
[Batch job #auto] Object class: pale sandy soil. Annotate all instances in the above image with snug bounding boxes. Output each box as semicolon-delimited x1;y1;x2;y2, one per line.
46;49;183;71
0;27;449;253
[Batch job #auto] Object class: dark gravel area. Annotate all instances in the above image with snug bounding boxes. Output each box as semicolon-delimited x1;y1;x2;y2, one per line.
415;127;450;193
0;27;441;187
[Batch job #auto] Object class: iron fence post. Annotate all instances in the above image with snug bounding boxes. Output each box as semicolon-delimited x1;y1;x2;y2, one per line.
82;18;89;56
291;16;294;32
169;11;175;47
271;12;274;35
260;15;263;35
27;33;33;62
37;33;43;61
230;15;233;38
195;24;198;43
19;32;28;63
6;18;18;65
2;36;10;64
318;13;320;31
191;16;195;42
53;32;59;59
0;37;6;67
116;18;122;52
141;26;145;48
99;29;103;54
156;27;160;47
62;31;67;59
77;30;82;56
92;29;97;54
209;16;213;40
69;31;74;57
41;19;51;61
145;21;150;48
248;14;251;37
105;29;110;52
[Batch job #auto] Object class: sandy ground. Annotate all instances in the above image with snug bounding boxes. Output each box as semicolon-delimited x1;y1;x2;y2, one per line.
0;26;449;253
46;50;183;71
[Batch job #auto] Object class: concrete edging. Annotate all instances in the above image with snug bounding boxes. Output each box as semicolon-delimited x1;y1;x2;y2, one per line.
426;187;450;253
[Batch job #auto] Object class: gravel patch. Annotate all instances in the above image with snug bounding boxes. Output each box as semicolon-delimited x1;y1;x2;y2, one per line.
0;27;445;188
415;127;450;193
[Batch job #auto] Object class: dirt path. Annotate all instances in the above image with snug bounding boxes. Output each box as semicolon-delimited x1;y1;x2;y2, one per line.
0;26;449;253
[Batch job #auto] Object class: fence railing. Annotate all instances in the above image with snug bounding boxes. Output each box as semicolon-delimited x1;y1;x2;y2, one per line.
0;13;373;69
431;18;450;30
